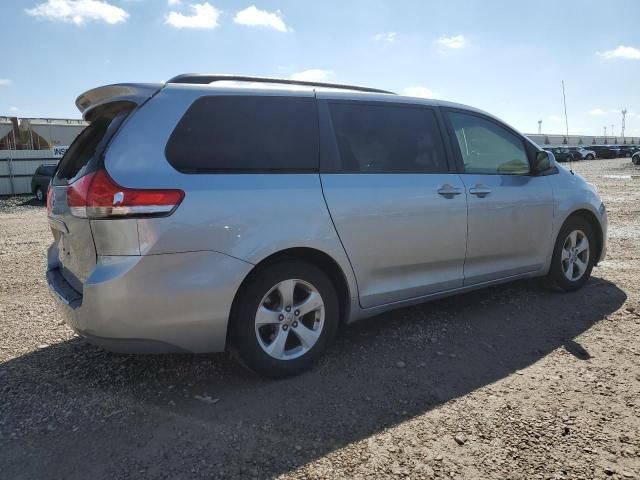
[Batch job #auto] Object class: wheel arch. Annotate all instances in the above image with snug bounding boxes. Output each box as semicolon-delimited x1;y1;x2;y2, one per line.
227;247;352;346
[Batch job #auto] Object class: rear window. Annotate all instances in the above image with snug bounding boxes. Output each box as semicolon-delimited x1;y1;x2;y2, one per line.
53;102;133;185
165;96;318;173
42;165;57;176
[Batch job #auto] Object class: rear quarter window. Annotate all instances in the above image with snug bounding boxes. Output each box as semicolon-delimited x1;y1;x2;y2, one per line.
165;95;319;173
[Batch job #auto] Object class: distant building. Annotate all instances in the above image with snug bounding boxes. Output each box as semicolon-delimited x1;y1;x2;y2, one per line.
525;133;638;147
0;117;18;149
0;117;87;150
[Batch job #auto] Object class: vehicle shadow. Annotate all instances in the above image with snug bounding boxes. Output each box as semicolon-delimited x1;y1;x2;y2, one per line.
0;276;626;479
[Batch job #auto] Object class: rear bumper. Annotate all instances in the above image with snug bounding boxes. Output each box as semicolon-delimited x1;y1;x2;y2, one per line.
47;245;253;353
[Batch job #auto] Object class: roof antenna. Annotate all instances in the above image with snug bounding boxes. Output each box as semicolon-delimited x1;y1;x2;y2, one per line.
562;80;574;175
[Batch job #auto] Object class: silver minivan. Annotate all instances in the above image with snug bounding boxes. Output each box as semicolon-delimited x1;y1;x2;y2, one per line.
47;74;607;377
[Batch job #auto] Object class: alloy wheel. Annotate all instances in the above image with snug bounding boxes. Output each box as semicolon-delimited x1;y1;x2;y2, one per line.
561;230;590;281
254;279;325;360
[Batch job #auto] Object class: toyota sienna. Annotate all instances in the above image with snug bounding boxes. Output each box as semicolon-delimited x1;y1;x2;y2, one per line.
46;74;607;377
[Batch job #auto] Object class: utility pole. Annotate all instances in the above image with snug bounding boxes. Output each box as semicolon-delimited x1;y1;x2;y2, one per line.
621;108;627;142
604;126;607;138
611;124;615;139
538;120;542;134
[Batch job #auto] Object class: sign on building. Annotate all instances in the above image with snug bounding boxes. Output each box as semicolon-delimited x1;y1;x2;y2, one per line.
53;146;69;158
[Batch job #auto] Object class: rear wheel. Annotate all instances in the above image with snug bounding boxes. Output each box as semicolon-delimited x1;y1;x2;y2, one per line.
230;260;339;378
35;187;44;203
585;154;594;160
547;217;596;292
625;152;632;157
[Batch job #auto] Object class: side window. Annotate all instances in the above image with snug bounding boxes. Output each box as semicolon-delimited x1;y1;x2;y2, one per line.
166;96;318;173
447;111;530;175
327;102;448;173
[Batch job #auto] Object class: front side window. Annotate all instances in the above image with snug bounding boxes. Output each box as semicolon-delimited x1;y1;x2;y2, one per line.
166;96;318;173
327;102;448;173
448;111;530;175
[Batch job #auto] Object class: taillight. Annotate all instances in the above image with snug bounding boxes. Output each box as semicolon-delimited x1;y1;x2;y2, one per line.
66;170;184;219
46;186;53;215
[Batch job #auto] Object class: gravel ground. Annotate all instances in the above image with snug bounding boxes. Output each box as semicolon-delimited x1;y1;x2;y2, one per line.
0;158;639;480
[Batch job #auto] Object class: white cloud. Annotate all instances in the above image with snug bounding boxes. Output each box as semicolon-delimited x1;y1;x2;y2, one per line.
167;0;181;5
8;107;20;113
403;86;434;98
596;45;640;59
0;79;11;87
165;2;220;29
290;69;334;82
25;0;129;25
548;115;564;123
374;32;397;44
234;5;288;32
436;34;466;49
589;108;606;116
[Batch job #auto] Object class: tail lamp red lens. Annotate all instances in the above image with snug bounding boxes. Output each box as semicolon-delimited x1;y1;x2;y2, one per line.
46;186;53;215
66;170;184;219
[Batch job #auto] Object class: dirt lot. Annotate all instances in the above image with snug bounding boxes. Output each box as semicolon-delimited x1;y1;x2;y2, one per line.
0;158;639;480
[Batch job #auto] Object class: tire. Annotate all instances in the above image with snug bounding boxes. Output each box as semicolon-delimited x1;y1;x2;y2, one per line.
547;216;596;292
35;187;44;203
586;154;594;160
633;155;640;165
229;259;339;378
625;152;632;158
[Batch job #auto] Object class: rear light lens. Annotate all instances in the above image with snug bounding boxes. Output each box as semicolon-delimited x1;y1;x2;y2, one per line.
66;170;184;219
46;186;53;215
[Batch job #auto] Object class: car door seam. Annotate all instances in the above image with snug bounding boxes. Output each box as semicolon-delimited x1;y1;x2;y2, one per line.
317;173;362;305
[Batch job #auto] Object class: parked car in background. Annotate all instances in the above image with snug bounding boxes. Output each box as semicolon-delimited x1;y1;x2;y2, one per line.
46;75;608;377
543;147;579;162
568;147;595;160
612;145;634;157
30;164;56;202
590;145;620;159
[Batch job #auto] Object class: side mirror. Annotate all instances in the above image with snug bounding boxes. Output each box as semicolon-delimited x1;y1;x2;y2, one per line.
533;150;552;174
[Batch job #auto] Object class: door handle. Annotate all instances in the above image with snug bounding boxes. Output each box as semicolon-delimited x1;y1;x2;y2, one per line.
469;185;492;197
437;184;464;199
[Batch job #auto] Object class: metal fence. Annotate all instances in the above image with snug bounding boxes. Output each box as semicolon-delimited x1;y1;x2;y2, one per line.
0;150;60;196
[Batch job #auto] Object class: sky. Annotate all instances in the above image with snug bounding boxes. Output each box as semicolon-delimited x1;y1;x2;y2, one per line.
1;0;639;137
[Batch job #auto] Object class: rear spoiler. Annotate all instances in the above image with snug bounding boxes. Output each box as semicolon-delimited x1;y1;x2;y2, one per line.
75;83;163;120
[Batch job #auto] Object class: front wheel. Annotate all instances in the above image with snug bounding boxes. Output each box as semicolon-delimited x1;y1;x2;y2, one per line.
632;155;640;165
547;217;596;292
585;154;594;160
230;260;339;378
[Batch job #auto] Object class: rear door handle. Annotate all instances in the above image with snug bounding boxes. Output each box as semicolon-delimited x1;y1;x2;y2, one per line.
469;185;492;197
437;184;464;199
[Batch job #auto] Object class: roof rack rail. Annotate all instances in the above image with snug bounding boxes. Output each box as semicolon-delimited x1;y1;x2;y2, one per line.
166;74;396;95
